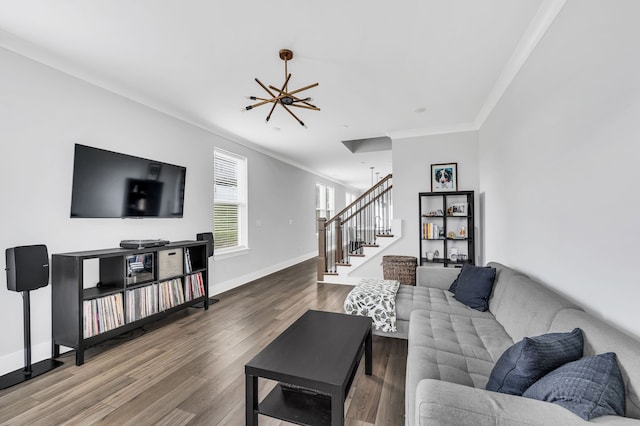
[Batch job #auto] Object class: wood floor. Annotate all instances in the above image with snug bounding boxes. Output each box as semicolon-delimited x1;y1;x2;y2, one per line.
0;258;407;425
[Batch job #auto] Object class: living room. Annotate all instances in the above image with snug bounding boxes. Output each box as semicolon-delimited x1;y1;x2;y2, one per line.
1;1;639;424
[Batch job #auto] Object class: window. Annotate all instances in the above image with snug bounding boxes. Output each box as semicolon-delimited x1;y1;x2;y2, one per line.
316;183;335;223
214;149;247;253
346;192;357;206
326;186;335;218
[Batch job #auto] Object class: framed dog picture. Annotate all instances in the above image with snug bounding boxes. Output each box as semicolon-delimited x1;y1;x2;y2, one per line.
431;163;458;192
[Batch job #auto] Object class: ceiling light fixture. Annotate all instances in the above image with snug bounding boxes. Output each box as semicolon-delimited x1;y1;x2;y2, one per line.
245;49;320;127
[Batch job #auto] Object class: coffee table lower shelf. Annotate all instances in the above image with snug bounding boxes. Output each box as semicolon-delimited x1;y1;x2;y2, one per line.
259;383;331;426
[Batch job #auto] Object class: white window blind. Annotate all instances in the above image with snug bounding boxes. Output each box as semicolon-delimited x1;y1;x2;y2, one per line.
214;149;247;252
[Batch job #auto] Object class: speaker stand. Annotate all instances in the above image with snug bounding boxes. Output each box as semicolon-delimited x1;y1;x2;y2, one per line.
0;290;63;390
194;297;220;309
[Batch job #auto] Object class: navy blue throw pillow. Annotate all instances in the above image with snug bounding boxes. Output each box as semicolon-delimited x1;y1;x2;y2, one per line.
486;328;583;395
451;264;496;311
448;277;459;293
523;352;626;420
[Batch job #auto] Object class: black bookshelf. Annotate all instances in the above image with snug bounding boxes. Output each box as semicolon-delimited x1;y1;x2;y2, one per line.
418;191;475;267
51;240;209;365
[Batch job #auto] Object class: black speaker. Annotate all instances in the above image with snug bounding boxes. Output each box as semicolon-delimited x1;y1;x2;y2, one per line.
196;232;214;257
5;245;49;292
1;244;62;390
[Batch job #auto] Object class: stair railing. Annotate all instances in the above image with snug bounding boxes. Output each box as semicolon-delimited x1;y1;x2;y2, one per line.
318;174;392;281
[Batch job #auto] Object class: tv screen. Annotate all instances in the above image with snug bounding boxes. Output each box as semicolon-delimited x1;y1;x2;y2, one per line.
70;144;186;218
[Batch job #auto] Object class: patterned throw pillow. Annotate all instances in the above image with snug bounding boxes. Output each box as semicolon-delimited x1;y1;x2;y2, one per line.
523;352;626;420
486;328;583;395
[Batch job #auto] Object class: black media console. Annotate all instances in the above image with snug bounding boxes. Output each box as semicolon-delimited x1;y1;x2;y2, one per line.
51;240;209;365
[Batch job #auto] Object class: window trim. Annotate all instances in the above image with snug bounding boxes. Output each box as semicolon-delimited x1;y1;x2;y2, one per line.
315;183;335;233
213;148;248;255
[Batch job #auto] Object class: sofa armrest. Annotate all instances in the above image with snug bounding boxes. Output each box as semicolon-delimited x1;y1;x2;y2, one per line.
416;266;459;290
414;379;634;426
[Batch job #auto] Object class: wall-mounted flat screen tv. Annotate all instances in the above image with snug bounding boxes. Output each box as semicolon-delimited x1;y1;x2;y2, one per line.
70;144;186;218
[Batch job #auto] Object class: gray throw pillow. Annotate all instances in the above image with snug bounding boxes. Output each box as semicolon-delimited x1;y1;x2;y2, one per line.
523;352;626;420
451;263;496;311
486;328;583;395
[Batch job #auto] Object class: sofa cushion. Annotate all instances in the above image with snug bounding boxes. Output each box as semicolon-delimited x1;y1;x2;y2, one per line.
396;286;494;323
523;352;626;420
486;328;583;395
549;308;640;419
485;262;523;314
487;264;580;342
416;266;460;290
451;264;496;311
406;309;514;426
415;379;599;426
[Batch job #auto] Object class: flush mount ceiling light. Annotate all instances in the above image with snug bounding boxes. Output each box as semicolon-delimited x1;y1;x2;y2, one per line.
245;49;320;127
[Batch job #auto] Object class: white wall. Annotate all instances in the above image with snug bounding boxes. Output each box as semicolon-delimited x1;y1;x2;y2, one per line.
479;0;640;339
0;47;347;373
390;131;480;261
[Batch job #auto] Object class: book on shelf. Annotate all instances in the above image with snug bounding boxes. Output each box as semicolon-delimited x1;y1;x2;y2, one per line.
184;248;193;274
159;278;185;310
126;284;158;322
83;292;125;338
185;272;205;301
422;223;440;240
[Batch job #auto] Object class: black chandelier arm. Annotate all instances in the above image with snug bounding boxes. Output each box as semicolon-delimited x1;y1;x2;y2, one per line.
286;95;319;110
281;103;305;127
245;78;283;110
289;103;320;111
249;96;271;102
268;82;318;98
245;97;279;110
265;96;279;122
281;73;292;92
255;78;277;98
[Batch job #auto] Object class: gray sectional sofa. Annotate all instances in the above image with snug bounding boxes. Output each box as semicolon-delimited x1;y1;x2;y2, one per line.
398;262;640;425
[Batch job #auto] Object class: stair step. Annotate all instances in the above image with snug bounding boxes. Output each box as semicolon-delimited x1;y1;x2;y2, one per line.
324;272;339;276
361;244;379;248
336;263;351;267
376;234;394;238
350;254;366;257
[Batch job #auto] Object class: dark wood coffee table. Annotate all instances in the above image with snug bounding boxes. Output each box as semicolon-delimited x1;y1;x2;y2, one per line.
245;310;372;426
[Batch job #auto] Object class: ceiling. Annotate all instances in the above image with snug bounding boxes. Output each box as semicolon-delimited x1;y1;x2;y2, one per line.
0;0;564;190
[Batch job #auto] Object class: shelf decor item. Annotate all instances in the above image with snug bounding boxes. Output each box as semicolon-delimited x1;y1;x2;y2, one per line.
431;163;458;192
450;202;468;216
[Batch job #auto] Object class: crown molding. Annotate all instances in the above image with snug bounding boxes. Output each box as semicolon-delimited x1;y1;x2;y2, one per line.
0;0;568;187
387;122;478;141
474;0;567;128
0;30;351;189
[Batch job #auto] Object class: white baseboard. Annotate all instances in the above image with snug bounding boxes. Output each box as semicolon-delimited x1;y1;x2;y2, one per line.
209;251;317;296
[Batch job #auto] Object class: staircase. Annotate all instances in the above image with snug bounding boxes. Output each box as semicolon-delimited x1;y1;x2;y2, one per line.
317;174;401;285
